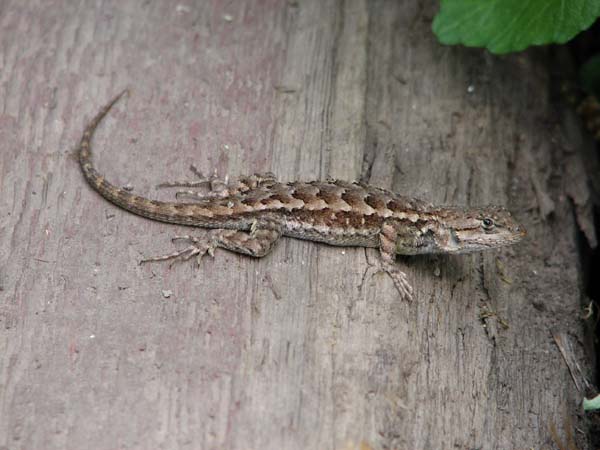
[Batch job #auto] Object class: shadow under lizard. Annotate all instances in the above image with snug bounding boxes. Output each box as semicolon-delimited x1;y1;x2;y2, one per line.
78;91;526;301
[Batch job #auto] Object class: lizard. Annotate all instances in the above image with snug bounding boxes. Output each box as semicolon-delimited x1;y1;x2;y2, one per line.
78;91;526;301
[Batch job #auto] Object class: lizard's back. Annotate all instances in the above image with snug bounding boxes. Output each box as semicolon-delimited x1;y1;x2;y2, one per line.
222;179;433;247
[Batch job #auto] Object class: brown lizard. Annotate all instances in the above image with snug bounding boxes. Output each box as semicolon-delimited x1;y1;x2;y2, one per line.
78;91;526;300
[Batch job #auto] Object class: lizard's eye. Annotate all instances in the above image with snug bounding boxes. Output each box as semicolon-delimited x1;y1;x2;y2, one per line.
482;218;495;230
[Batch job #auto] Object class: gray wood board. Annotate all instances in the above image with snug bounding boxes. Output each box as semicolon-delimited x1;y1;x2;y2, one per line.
0;1;591;449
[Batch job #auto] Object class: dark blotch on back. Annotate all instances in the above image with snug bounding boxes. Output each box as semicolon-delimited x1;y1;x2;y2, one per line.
292;189;315;203
340;190;364;208
364;194;387;210
315;186;341;204
386;198;415;212
243;197;261;207
267;192;294;204
289;209;382;229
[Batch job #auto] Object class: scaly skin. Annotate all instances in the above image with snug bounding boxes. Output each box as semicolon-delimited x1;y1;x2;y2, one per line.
78;92;526;300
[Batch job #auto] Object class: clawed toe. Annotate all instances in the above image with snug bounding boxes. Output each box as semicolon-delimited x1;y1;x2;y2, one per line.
140;234;220;267
156;180;208;189
156;166;230;196
174;189;229;201
379;262;413;302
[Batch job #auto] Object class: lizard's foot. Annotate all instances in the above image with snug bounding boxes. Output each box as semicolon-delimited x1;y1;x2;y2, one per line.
380;262;413;302
140;218;283;266
140;234;220;266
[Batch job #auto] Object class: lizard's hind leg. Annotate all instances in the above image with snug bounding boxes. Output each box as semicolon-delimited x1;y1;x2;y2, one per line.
140;217;284;266
157;165;279;202
157;165;231;200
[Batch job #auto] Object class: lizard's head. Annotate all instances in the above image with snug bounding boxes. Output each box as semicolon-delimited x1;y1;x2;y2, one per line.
432;206;526;254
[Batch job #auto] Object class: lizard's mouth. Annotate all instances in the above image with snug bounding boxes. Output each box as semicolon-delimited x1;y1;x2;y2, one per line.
448;227;525;253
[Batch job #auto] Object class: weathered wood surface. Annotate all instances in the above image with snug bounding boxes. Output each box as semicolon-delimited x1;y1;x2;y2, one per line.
0;1;592;449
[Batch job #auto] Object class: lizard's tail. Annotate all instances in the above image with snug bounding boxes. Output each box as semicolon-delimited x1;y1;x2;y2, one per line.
79;90;145;213
78;91;234;227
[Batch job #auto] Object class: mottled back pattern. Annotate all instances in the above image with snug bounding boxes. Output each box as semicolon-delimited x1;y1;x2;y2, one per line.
77;92;525;301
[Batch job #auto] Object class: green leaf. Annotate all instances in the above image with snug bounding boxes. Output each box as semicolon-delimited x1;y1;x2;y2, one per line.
433;0;600;54
583;394;600;411
579;54;600;97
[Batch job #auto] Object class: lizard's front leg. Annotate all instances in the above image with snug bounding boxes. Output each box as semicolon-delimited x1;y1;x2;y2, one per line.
378;219;414;301
140;216;284;265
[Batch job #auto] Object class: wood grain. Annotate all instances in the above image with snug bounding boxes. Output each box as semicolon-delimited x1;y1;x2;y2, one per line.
0;1;591;449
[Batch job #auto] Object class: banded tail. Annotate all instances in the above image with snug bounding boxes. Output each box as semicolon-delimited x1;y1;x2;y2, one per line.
78;91;239;227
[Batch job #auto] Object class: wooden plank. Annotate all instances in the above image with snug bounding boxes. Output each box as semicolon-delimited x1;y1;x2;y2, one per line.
0;0;590;449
